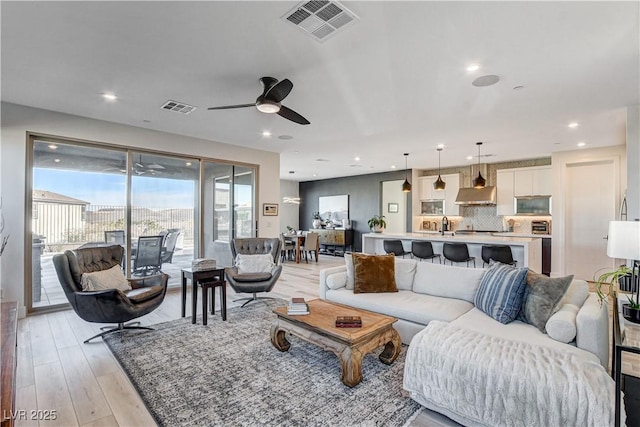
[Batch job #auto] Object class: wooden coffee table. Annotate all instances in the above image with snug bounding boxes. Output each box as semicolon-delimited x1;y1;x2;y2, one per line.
270;299;401;387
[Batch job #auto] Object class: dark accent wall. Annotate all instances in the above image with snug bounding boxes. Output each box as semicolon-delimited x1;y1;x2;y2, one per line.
299;170;412;252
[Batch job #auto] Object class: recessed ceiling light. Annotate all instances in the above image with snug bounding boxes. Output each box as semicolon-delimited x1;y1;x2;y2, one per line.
466;64;480;72
466;156;473;160
568;122;579;129
391;165;396;169
54;158;61;163
185;162;192;166
437;143;445;149
102;93;117;101
354;156;360;161
278;135;293;140
313;174;317;177
48;144;58;150
577;142;586;147
262;131;271;137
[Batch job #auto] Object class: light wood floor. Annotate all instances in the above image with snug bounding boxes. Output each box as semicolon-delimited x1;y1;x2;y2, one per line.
15;256;631;427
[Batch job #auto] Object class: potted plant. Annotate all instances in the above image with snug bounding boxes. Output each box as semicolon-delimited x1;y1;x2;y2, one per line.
312;212;322;229
596;264;638;321
367;215;386;233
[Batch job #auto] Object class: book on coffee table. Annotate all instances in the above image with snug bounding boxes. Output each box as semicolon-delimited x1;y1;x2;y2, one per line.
287;297;309;315
335;315;362;328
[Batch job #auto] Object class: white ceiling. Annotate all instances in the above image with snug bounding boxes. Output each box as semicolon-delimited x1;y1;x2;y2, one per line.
2;1;638;181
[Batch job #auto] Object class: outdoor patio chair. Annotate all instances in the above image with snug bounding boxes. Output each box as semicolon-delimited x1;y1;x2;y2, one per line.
160;229;181;264
132;235;164;276
52;245;168;343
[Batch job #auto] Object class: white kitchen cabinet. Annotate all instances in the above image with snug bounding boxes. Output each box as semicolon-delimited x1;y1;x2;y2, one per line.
444;173;460;216
418;175;444;200
497;170;515;215
513;167;552;197
532;167;552;195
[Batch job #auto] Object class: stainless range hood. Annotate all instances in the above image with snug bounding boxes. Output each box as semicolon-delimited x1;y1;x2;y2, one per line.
455;186;497;205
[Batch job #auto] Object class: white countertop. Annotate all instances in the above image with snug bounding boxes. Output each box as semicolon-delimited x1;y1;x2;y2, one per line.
363;232;537;245
492;232;551;238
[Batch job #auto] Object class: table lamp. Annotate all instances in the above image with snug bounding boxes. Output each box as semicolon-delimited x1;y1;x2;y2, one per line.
607;221;640;321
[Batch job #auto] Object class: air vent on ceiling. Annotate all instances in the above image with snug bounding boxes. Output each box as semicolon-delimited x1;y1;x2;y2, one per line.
161;100;197;115
282;1;359;42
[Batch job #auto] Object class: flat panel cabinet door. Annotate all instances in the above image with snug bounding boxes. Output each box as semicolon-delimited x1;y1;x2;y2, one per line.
532;167;552;195
443;173;460;216
514;170;534;196
419;176;441;200
497;170;515;216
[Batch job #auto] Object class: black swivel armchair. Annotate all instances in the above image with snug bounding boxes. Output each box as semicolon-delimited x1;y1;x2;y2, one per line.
53;245;168;343
225;238;282;307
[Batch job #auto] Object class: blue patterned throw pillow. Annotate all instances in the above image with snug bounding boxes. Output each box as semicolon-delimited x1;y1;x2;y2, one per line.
474;262;529;324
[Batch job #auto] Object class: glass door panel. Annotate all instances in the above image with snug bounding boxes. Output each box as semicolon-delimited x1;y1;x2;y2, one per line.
130;152;199;287
234;166;255;238
203;162;233;266
31;139;126;309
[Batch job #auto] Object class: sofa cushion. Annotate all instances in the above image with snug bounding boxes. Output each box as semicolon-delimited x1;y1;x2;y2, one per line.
394;258;418;291
235;254;274;274
474;262;528;324
325;288;473;326
326;271;347;290
352;253;397;293
561;279;590;307
81;265;131;292
413;262;485;303
344;253;355;290
450;307;599;363
545;303;580;343
520;271;574;332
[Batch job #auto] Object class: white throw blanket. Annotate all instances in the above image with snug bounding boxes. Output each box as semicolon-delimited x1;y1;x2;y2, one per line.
403;321;615;427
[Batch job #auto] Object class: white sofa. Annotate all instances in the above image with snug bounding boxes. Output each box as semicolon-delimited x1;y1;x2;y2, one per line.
319;257;614;426
319;257;609;367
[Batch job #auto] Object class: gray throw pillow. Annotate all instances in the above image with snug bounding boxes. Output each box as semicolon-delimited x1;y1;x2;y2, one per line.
520;270;574;332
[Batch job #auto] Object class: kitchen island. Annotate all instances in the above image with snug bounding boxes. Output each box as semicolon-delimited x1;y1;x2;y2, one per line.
362;232;542;271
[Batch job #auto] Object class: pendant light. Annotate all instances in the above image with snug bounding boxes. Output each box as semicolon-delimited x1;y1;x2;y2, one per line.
472;142;486;188
401;153;412;192
433;148;446;191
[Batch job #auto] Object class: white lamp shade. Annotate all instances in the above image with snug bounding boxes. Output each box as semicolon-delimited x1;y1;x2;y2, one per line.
607;221;640;260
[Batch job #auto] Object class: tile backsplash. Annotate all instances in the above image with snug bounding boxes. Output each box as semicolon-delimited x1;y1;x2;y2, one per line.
457;206;504;231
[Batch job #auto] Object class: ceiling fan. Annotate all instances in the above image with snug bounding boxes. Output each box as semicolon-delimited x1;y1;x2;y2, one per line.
207;77;310;125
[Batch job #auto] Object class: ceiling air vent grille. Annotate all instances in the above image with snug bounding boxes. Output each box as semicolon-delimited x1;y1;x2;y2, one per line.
161;100;197;115
282;0;359;42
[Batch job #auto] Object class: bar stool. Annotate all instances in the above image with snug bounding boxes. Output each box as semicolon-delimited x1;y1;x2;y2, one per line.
442;242;476;267
411;241;441;263
383;239;410;258
481;245;516;267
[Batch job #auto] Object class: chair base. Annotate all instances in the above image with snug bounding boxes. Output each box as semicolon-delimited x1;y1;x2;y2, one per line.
84;321;154;344
233;293;276;308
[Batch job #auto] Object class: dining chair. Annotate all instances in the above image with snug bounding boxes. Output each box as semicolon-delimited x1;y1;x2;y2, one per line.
280;233;296;262
302;232;319;263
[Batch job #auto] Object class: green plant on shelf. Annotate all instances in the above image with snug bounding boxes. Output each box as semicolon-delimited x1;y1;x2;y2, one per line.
595;264;634;304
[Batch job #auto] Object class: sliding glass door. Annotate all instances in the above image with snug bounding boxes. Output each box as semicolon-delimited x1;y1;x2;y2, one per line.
31;139;127;308
28;137;257;312
129;151;199;284
203;162;256;267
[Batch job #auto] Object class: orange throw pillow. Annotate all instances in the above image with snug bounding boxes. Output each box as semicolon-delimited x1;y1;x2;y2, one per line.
352;253;398;293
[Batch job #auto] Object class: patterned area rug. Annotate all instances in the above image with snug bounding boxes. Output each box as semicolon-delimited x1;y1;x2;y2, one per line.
104;299;422;426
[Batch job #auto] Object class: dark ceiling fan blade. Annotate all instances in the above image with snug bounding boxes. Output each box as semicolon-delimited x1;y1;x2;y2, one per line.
265;79;293;103
207;103;255;110
278;105;310;125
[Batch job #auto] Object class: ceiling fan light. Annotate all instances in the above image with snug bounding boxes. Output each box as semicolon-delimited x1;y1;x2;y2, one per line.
402;179;412;192
473;172;486;188
434;175;446;190
256;100;281;113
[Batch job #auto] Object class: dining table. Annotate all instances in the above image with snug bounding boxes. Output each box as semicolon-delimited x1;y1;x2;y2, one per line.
284;233;319;263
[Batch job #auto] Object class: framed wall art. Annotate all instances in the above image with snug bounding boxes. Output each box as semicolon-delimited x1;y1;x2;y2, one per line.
263;203;278;216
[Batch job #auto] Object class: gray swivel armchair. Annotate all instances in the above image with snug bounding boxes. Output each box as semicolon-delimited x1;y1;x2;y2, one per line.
53;245;168;343
225;238;282;307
